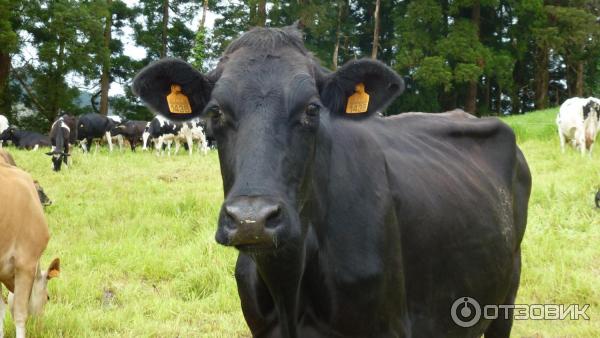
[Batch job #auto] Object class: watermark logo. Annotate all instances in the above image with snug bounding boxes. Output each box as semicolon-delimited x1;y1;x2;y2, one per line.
451;297;482;328
451;297;590;328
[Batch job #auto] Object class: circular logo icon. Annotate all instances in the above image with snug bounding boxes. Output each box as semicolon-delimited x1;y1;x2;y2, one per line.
451;297;481;328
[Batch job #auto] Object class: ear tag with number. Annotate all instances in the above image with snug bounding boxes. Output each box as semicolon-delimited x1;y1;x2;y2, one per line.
166;84;192;114
345;83;370;114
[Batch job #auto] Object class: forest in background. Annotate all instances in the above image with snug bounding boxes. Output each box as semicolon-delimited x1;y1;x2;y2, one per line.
0;0;598;131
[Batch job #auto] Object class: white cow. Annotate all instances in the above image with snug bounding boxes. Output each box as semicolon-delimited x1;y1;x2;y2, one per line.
556;97;600;156
0;115;9;148
174;119;209;156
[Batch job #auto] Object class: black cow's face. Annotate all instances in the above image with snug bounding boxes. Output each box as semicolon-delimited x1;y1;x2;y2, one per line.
0;127;14;141
208;49;321;251
46;151;69;171
133;25;403;253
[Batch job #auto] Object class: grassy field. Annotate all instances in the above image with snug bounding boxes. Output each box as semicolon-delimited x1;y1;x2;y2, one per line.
1;108;599;337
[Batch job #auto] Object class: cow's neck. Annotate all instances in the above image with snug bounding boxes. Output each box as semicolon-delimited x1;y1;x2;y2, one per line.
252;240;307;338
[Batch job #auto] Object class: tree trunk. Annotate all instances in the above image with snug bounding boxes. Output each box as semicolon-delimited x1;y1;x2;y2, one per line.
332;2;343;69
99;0;112;116
0;52;10;114
495;83;502;115
200;0;208;28
534;49;549;110
575;60;584;97
50;38;66;121
161;0;168;58
466;0;480;115
257;0;266;27
482;77;490;115
371;0;380;59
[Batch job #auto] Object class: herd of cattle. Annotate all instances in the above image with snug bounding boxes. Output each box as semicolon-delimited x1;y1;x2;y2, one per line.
0;23;599;338
0;112;212;171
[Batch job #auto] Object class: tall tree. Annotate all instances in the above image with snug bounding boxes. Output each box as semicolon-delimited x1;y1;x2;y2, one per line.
99;0;113;115
0;0;18;115
371;0;380;59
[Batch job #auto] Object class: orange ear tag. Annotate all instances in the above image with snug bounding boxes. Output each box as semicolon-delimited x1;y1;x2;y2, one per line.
345;83;370;114
166;84;192;114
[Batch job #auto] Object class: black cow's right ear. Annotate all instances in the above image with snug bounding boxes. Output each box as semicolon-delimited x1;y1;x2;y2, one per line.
132;58;213;120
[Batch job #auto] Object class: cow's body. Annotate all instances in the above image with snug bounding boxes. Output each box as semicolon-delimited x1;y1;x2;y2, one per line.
134;24;531;338
0;152;59;338
110;120;147;152
0;115;8;148
0;128;51;150
142;116;182;155
47;117;72;171
176;119;209;155
106;116;124;151
77;113;119;153
557;97;600;156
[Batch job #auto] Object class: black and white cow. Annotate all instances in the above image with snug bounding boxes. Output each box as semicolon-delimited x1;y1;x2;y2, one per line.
133;24;532;337
45;116;72;171
0;114;8;148
0;127;51;150
177;118;209;155
110;120;148;152
77;113;119;153
142;115;182;155
106;115;125;151
557;97;600;156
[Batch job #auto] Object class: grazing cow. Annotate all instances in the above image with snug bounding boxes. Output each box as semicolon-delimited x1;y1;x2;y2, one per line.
133;24;532;337
110;120;147;151
0;150;52;206
0;114;8;148
106;115;125;151
0;127;51;150
557;97;600;156
77;113;119;153
142;115;182;155
176;118;210;155
45;116;72;172
0;154;60;338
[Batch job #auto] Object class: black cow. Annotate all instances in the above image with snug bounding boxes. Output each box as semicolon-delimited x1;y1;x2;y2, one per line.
45;116;72;171
0;127;51;150
133;24;532;337
77;113;119;153
110;120;147;151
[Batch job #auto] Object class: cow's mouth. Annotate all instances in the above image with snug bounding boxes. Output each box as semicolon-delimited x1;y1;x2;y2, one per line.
235;241;284;254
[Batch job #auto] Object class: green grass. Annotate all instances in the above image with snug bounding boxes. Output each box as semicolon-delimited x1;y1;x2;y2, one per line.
1;108;599;337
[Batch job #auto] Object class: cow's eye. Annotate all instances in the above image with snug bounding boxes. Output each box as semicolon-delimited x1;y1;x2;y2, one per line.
207;105;223;118
305;103;320;117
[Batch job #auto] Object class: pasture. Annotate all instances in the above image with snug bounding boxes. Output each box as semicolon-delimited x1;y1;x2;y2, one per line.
1;108;599;337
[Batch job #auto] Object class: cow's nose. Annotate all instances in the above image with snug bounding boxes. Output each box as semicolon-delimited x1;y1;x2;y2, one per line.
218;197;283;247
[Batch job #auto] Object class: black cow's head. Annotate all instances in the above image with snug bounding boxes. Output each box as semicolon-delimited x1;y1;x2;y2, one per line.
0;126;15;142
45;151;69;172
133;24;403;253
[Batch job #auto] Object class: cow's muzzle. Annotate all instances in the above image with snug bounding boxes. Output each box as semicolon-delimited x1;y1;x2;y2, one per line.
216;196;285;251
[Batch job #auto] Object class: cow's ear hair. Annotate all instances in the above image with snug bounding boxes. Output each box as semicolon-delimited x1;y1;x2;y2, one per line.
319;59;404;116
132;58;213;120
47;258;60;280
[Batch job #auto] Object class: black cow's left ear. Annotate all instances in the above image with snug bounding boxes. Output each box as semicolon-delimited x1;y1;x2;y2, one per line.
132;58;213;120
319;59;404;116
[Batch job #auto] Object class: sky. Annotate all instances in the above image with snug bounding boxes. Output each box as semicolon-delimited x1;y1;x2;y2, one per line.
111;0;218;96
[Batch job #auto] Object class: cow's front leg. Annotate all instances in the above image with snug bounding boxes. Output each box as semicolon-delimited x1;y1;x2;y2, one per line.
105;132;113;152
11;266;36;338
186;136;193;156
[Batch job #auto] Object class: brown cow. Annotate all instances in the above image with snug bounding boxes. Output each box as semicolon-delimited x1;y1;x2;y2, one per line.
0;156;60;338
